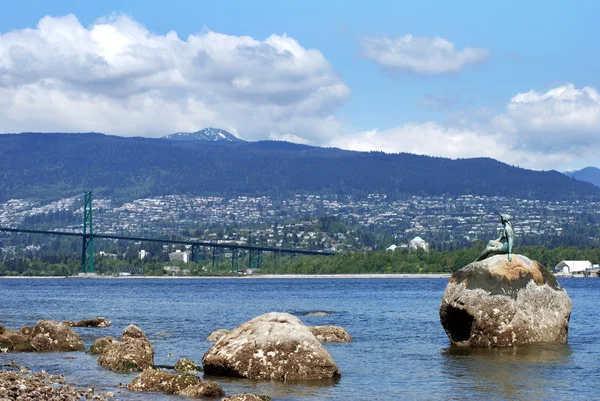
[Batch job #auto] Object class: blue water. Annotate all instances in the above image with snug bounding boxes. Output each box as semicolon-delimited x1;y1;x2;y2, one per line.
0;277;598;400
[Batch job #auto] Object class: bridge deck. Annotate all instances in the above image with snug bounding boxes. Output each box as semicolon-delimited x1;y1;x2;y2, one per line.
0;227;334;256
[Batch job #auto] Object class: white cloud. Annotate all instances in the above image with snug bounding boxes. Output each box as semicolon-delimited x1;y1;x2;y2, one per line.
0;14;349;140
359;34;489;74
329;84;600;170
493;83;600;151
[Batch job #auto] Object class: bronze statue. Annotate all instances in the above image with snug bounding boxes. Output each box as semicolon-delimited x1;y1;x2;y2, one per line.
476;214;514;262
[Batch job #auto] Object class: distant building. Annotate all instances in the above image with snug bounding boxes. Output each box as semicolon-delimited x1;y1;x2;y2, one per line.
99;251;118;259
139;250;150;260
555;260;592;274
164;265;181;275
386;244;398;251
168;250;190;263
409;236;429;252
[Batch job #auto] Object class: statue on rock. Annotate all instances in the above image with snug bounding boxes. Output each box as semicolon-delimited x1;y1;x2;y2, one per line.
440;213;572;348
476;214;514;262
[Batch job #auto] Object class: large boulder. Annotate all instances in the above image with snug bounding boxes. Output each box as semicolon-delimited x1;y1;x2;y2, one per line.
127;369;224;397
440;254;572;348
29;320;85;352
98;325;154;372
202;312;341;381
309;326;352;343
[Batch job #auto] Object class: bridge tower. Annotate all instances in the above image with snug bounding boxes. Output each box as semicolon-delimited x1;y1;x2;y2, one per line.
80;191;94;273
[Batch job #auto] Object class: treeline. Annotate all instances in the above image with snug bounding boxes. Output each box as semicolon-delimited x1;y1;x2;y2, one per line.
258;244;600;274
1;132;598;202
1;244;599;276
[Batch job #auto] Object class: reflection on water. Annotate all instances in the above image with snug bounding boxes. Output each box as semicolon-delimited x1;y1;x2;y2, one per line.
204;375;341;399
441;343;574;400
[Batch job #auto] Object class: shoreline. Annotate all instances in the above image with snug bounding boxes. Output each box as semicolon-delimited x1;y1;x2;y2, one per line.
0;273;452;279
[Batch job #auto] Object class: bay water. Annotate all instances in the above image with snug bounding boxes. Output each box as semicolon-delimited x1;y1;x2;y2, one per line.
0;277;597;400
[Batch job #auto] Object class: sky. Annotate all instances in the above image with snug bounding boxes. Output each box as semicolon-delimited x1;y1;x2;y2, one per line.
0;0;598;171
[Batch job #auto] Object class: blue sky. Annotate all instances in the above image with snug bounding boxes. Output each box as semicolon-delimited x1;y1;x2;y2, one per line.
0;0;598;170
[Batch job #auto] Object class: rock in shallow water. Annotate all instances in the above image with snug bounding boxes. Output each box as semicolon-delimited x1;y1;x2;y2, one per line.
30;320;85;352
439;254;572;348
309;325;352;343
88;336;117;354
174;358;202;372
64;317;112;328
222;394;272;401
202;312;341;381
127;369;224;397
98;325;154;372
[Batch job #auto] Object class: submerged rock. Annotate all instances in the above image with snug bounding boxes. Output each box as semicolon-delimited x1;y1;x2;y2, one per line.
127;369;224;397
222;394;271;401
178;380;225;398
98;325;154;372
304;311;330;317
30;320;85;352
309;325;352;343
202;312;341;381
206;329;230;342
128;369;180;393
440;254;572;348
65;317;112;328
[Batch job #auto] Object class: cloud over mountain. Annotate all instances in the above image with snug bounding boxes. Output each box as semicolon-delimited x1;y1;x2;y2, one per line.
330;83;600;170
0;14;349;141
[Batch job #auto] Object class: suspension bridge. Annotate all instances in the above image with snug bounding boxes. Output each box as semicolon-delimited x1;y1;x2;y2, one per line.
0;192;333;274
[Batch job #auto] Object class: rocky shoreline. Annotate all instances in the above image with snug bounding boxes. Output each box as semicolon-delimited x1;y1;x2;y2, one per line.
1;312;352;400
0;361;114;400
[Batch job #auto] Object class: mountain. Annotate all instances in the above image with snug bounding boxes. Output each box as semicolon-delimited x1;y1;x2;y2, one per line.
563;167;600;188
0;132;598;202
163;128;242;142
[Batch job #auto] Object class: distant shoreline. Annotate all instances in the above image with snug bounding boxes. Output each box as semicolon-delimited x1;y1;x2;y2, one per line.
0;273;452;279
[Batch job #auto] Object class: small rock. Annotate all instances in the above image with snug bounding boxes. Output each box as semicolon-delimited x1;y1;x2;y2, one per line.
127;369;178;393
68;317;112;328
0;330;32;352
18;326;33;336
178;380;225;398
174;358;202;373
309;325;352;342
206;329;230;342
222;394;271;401
88;336;117;355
